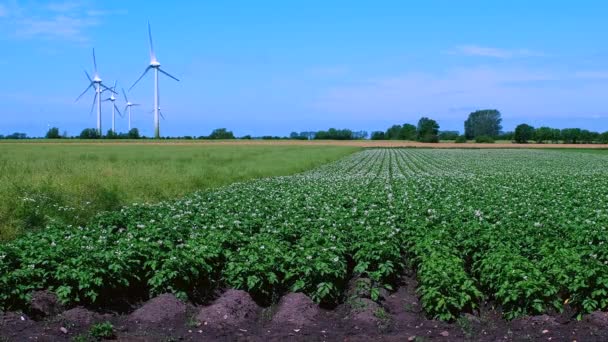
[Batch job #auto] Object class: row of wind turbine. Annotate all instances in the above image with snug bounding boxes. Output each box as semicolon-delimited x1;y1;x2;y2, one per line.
75;22;178;138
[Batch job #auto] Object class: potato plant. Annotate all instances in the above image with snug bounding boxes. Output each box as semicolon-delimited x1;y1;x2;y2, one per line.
1;148;608;321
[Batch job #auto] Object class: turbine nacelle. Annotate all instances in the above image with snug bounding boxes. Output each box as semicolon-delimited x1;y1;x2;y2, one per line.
130;22;179;138
76;48;110;135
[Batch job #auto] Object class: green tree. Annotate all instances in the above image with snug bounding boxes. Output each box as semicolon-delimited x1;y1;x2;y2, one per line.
105;129;119;139
371;131;386;140
550;128;561;143
79;128;101;139
561;128;582;144
455;135;467;143
127;128;140;139
417;117;440;143
385;125;402;140
438;131;459;140
534;126;553;143
314;128;353;140
580;130;599;144
514;124;535;143
45;127;61;139
209;128;235;139
399;124;417;140
464;110;502;139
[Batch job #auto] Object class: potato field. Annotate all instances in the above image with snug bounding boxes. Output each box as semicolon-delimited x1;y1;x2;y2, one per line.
1;148;607;323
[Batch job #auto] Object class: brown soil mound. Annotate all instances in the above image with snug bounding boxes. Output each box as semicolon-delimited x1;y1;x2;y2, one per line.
2;282;608;341
60;307;103;327
0;312;35;333
586;311;608;327
270;293;320;328
30;290;63;318
349;298;384;327
128;293;186;324
196;289;260;327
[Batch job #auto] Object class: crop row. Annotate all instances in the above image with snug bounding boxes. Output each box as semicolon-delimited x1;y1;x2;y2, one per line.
1;149;607;321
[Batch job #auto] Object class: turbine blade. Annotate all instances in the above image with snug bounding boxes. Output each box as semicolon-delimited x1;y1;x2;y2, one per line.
122;88;128;102
75;83;94;102
124;105;129;113
84;70;92;82
159;110;166;120
100;83;117;94
115;104;123;117
129;66;152;91
158;68;179;82
132;103;141;106
148;21;156;60
92;48;98;75
90;92;98;114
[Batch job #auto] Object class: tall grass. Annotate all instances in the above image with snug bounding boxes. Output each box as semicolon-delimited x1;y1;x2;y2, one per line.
0;143;359;240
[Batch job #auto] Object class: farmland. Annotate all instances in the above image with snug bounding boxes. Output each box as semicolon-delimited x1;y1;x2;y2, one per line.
0;143;359;240
1;148;607;330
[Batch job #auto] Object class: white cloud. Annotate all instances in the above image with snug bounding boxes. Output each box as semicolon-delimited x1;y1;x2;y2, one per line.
310;66;606;122
16;15;99;41
46;2;81;13
1;1;122;42
448;45;546;59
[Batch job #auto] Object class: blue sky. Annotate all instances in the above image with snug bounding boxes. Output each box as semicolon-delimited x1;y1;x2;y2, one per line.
0;0;607;137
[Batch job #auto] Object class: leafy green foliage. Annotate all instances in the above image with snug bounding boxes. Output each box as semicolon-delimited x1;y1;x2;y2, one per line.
313;128;355;140
0;144;358;240
454;135;467;143
438;131;459;141
208;128;235;139
45;127;61;139
474;135;495;143
89;321;115;340
1;148;608;323
79;128;101;139
464;109;502;139
514;124;535;143
416;117;440;143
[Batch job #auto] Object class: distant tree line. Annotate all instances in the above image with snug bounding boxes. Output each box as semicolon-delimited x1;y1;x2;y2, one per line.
370;117;440;142
513;125;608;144
3;111;608;144
0;132;29;139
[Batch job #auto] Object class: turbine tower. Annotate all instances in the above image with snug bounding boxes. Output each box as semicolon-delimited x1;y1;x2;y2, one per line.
103;81;122;133
130;22;179;139
122;88;140;131
75;49;114;135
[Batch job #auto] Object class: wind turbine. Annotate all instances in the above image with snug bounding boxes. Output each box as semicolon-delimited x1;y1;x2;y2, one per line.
75;49;115;135
129;22;179;139
122;88;140;131
103;81;122;133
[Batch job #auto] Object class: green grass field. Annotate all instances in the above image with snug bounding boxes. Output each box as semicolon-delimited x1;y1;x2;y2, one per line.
0;142;359;240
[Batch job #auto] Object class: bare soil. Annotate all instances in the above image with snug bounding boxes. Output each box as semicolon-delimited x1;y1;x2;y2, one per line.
2;273;607;341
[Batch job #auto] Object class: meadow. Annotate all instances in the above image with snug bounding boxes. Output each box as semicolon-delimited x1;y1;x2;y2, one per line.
0;142;359;240
1;148;607;322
